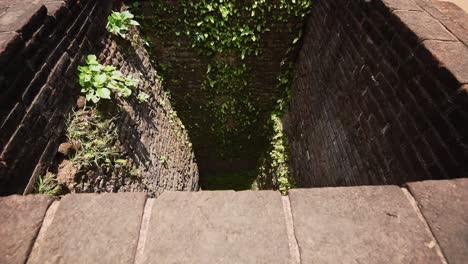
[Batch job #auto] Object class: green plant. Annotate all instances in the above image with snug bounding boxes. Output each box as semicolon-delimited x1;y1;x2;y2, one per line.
137;91;150;103
278;176;292;195
35;174;61;196
256;113;294;194
78;55;139;103
107;10;140;39
66;108;122;170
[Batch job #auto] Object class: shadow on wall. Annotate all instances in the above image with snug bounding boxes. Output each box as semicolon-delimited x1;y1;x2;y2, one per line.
97;28;200;195
287;0;468;188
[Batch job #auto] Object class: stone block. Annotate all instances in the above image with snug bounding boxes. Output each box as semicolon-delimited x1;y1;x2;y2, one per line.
393;10;456;42
140;191;291;264
382;0;424;11
407;179;468;264
0;32;23;65
28;193;147;264
289;186;441;263
0;4;47;39
0;195;54;264
421;40;468;85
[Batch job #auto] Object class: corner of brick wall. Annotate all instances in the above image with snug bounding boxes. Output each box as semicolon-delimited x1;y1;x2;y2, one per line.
0;0;199;195
288;0;468;187
0;0;110;194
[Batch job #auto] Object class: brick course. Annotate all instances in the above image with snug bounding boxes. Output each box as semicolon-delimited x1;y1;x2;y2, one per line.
287;0;468;187
0;0;199;195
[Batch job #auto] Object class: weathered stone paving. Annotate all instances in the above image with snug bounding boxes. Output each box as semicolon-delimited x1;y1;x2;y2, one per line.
0;179;466;263
140;191;290;264
0;195;53;264
407;179;468;264
289;186;441;263
28;193;146;264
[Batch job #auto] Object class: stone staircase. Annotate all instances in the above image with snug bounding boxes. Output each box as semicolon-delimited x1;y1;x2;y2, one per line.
1;178;466;264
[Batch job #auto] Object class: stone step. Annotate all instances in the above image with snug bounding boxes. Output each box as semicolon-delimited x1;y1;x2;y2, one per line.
407;179;468;264
0;179;466;263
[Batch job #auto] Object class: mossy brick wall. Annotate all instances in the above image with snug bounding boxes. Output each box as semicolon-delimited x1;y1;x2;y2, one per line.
140;1;300;179
287;0;468;187
0;0;199;195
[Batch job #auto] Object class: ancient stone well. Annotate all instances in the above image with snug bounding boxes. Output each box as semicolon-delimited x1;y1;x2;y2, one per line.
0;0;467;196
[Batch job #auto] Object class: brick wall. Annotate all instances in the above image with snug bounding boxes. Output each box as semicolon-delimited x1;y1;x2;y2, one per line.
140;1;300;180
97;29;199;196
287;0;468;187
0;0;199;195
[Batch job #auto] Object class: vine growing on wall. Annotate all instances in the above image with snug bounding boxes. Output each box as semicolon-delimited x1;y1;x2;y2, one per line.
201;61;259;155
139;0;312;190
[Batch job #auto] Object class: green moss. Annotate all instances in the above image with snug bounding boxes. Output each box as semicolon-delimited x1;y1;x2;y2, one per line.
138;0;312;190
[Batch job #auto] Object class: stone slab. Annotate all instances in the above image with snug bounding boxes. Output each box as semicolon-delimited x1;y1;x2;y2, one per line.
383;0;424;11
28;193;147;264
422;40;468;84
0;4;46;35
407;178;468;264
0;31;23;65
140;191;291;264
289;186;441;263
442;0;468;13
0;195;53;264
394;10;457;41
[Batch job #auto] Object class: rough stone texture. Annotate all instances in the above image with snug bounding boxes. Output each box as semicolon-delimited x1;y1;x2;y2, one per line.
288;0;468;187
0;4;46;36
141;191;291;263
289;186;441;263
442;0;468;13
383;0;423;11
28;193;147;264
0;195;53;264
407;178;468;264
394;10;457;42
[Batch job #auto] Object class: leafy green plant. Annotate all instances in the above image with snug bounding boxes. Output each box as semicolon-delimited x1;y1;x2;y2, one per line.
63;107;147;194
137;91;150;103
256;113;294;194
35;174;61;196
66;108;122;170
78;55;139;103
107;10;140;39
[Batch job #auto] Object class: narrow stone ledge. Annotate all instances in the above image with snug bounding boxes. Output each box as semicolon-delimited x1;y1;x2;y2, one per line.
0;194;54;264
0;31;23;65
140;191;291;264
0;4;47;39
28;193;147;264
420;40;468;85
289;186;441;263
407;179;468;264
382;0;424;12
393;10;457;42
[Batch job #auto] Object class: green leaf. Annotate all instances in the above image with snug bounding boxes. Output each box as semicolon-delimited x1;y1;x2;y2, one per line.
94;73;107;86
86;55;98;65
96;88;111;99
129;19;140;26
